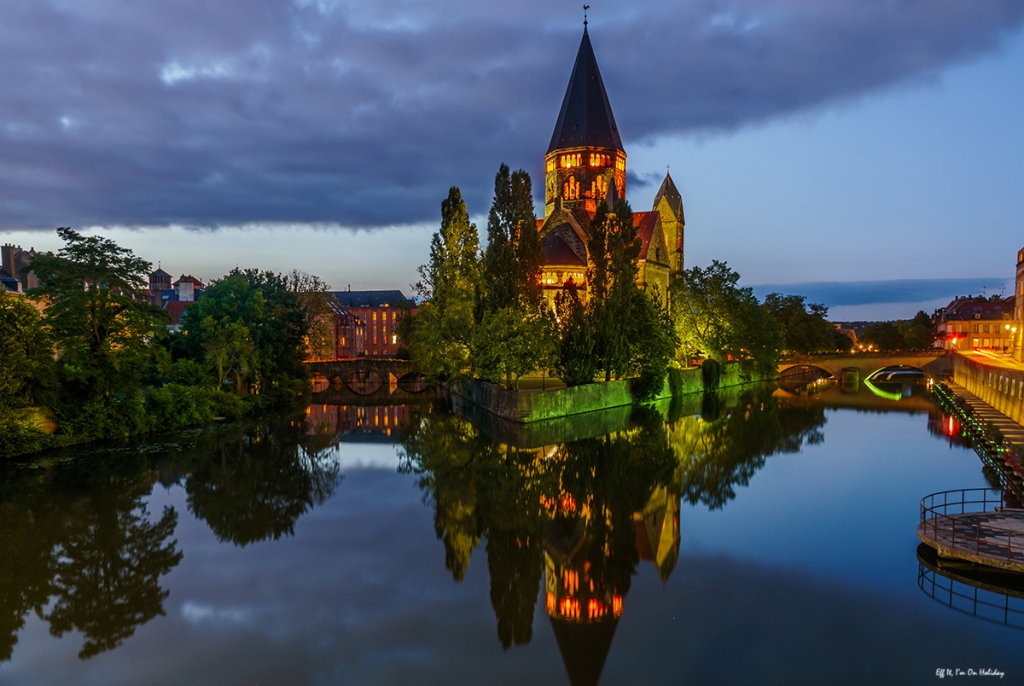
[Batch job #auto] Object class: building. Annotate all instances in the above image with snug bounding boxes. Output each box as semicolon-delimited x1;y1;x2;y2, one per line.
1016;247;1024;360
148;267;173;305
173;274;205;303
936;295;1015;352
327;290;415;358
1;244;40;293
538;27;684;306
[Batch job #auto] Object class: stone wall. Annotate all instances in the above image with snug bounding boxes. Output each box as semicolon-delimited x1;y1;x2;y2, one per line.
953;353;1024;425
451;363;760;424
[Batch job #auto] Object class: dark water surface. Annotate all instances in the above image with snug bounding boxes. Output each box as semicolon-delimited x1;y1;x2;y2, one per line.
1;381;1021;686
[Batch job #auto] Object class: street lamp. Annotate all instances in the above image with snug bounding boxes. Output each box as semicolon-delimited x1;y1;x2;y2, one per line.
1005;323;1019;358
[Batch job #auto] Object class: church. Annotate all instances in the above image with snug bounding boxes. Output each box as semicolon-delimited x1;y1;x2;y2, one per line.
538;25;685;305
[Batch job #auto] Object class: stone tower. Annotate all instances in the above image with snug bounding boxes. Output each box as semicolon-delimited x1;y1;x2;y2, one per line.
543;27;626;220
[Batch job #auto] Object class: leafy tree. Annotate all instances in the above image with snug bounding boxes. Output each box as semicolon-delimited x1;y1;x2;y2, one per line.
763;293;843;354
287;270;335;361
407;187;481;381
178;269;309;399
553;283;598;386
0;291;55;410
481;165;542;312
860;322;906;352
474;308;556;389
670;261;782;378
28;228;167;436
588;199;642;381
901;310;934;350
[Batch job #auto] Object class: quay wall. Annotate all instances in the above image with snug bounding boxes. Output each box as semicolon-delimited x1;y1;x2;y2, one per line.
450;363;759;424
953;354;1024;426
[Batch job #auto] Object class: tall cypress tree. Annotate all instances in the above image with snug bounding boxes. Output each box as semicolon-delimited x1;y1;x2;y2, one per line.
587;199;640;380
482;164;542;312
409;187;481;380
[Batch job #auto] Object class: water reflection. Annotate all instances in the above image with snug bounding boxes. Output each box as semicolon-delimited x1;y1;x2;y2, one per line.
401;386;831;684
0;453;182;660
0;412;342;662
917;544;1024;631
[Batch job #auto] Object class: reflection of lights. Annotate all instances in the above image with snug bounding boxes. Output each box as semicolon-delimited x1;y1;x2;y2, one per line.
612;595;623;617
563;570;579;594
560;597;581;619
863;378;903;402
547;592;556;614
587;599;607;620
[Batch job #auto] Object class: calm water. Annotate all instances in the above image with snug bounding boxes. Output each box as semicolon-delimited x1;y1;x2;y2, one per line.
1;381;1021;686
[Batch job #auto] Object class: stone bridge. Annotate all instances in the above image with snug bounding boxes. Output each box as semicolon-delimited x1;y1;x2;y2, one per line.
306;358;423;396
778;351;952;380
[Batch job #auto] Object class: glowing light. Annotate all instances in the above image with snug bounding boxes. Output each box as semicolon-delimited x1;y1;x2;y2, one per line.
612;595;623;617
547;592;556;614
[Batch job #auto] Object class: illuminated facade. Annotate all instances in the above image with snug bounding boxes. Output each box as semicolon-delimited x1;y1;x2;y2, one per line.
328;290;416;358
936;295;1014;352
538;27;685;306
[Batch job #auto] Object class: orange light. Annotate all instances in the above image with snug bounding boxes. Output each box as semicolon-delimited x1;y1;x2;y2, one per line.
612;595;623;617
546;592;556;614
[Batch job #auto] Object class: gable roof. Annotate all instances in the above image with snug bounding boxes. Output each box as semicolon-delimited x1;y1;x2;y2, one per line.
329;290;412;308
652;173;684;222
547;29;623;154
542;232;587;267
633;211;660;261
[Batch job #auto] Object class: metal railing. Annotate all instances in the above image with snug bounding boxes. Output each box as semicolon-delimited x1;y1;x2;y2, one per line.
917;564;1024;630
920;488;1024;565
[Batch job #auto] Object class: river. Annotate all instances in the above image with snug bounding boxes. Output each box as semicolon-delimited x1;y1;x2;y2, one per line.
0;380;1020;685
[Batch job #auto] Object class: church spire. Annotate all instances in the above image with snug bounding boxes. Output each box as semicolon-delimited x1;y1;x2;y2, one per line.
547;28;623;154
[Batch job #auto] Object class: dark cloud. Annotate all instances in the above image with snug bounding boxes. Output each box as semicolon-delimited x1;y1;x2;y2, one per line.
750;277;1013;308
1;0;1022;229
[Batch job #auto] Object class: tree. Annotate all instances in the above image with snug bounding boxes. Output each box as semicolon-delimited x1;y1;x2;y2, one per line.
407;187;481;381
286;270;335;361
474;308;556;389
28;228;167;435
178;269;309;398
481;165;543;314
670;261;782;378
901;310;934;350
0;290;55;410
763;293;842;354
553;284;598;386
860;322;906;352
588;199;642;381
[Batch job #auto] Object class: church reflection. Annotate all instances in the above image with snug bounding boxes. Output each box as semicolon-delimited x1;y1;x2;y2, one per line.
401;386;828;685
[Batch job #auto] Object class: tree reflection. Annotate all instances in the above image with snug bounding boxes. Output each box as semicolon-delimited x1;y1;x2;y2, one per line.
184;418;343;547
0;411;343;662
46;499;182;658
0;453;182;661
401;388;828;684
669;386;826;509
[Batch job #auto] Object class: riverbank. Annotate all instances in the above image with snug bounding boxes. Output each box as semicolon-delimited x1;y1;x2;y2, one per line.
0;385;306;460
447;362;771;424
931;381;1024;497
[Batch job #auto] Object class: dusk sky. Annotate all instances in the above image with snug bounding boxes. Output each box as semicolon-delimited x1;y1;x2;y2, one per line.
2;0;1023;319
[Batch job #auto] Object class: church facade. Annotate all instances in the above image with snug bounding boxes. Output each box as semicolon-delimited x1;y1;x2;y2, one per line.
538;27;685;305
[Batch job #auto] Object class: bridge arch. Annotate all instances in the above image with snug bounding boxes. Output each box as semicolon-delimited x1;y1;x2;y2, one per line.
397;371;427;393
345;370;383;395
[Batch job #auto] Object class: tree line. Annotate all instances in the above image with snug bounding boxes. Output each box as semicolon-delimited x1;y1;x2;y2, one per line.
0;228;326;457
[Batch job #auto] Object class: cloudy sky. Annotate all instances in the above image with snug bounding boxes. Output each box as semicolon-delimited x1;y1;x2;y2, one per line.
2;0;1023;317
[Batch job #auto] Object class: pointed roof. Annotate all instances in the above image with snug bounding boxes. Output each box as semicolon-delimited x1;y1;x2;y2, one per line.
550;616;620;686
652;173;684;222
548;29;623;154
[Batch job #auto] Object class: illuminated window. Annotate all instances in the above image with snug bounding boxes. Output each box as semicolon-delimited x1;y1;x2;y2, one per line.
547;159;555;173
563;176;579;200
372;312;377;321
391;334;397;344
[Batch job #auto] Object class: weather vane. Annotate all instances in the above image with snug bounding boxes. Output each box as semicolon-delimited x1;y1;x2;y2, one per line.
584;5;590;26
